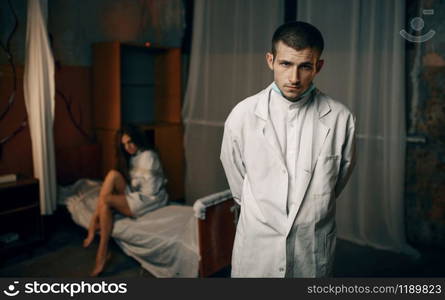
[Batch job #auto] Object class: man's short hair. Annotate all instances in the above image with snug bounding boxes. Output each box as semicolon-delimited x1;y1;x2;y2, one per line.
271;21;324;58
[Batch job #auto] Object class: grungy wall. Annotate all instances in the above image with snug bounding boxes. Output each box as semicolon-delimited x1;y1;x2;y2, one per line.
0;0;185;181
405;0;445;248
0;0;185;65
48;0;185;66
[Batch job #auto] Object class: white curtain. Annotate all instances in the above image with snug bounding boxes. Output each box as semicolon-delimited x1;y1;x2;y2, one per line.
182;0;283;204
24;0;57;215
298;0;418;257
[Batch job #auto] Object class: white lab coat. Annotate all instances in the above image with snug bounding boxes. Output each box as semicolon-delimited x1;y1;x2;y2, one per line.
220;83;356;277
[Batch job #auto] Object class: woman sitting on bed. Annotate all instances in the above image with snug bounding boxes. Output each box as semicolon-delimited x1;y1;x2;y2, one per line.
83;124;169;276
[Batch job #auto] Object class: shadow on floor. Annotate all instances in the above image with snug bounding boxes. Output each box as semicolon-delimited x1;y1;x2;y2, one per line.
334;239;445;277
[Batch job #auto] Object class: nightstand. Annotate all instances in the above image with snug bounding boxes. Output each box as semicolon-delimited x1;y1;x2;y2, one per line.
0;178;44;259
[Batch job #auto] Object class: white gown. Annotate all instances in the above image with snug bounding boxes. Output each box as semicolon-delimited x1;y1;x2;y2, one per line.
125;150;169;217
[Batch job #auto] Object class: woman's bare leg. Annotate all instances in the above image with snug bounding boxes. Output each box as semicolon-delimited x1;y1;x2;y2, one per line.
89;171;131;277
83;170;126;248
89;195;114;276
90;193;133;277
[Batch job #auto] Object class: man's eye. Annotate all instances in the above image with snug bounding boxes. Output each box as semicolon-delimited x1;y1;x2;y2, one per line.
280;62;290;66
301;65;313;70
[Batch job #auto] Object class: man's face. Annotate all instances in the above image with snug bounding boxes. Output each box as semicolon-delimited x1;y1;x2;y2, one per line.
266;41;324;101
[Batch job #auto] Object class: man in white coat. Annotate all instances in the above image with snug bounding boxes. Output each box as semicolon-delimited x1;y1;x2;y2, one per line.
220;21;356;277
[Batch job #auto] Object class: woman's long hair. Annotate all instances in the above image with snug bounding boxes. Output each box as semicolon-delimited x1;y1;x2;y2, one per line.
115;125;153;184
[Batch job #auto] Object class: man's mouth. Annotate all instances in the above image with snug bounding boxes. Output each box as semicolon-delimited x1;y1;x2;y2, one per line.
285;85;300;90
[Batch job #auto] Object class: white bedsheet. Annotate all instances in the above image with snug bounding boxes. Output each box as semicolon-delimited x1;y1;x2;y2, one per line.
58;179;200;277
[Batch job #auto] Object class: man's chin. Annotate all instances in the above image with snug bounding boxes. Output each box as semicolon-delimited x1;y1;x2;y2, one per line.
283;92;302;102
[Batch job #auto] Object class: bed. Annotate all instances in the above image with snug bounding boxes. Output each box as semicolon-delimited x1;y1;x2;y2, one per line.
57;179;238;277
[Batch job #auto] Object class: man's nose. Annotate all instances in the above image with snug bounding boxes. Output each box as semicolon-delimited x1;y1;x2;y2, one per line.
289;68;300;84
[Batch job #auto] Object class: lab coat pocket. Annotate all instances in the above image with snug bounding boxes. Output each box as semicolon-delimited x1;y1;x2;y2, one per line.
242;176;268;224
313;155;340;196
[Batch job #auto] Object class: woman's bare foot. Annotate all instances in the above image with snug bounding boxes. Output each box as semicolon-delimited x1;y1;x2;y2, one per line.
83;214;99;248
82;233;95;248
90;252;112;277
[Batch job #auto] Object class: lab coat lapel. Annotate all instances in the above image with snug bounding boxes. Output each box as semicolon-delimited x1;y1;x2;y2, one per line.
254;85;288;232
286;91;331;235
255;86;285;167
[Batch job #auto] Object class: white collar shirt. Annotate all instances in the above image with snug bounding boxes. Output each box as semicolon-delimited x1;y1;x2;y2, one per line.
269;86;312;214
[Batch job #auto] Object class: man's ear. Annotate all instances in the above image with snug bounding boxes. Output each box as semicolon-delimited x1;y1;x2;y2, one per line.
266;52;274;70
315;59;324;73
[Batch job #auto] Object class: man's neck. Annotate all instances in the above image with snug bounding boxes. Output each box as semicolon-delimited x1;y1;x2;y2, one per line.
272;82;315;102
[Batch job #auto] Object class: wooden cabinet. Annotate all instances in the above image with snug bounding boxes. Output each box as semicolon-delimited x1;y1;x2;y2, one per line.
92;42;184;202
0;179;44;258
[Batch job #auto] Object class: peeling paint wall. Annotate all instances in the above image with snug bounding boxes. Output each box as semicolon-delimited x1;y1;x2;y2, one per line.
0;0;185;65
405;0;445;248
49;0;185;66
0;0;27;65
0;1;186;180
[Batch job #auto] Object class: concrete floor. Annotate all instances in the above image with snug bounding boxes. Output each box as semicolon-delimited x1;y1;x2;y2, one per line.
0;209;146;278
0;208;443;278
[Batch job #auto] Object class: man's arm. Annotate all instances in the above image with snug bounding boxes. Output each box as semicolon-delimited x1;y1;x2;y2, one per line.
334;118;356;199
220;124;246;205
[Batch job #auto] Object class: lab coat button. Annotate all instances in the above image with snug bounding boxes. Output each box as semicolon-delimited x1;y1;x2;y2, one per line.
282;169;286;174
279;267;285;272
